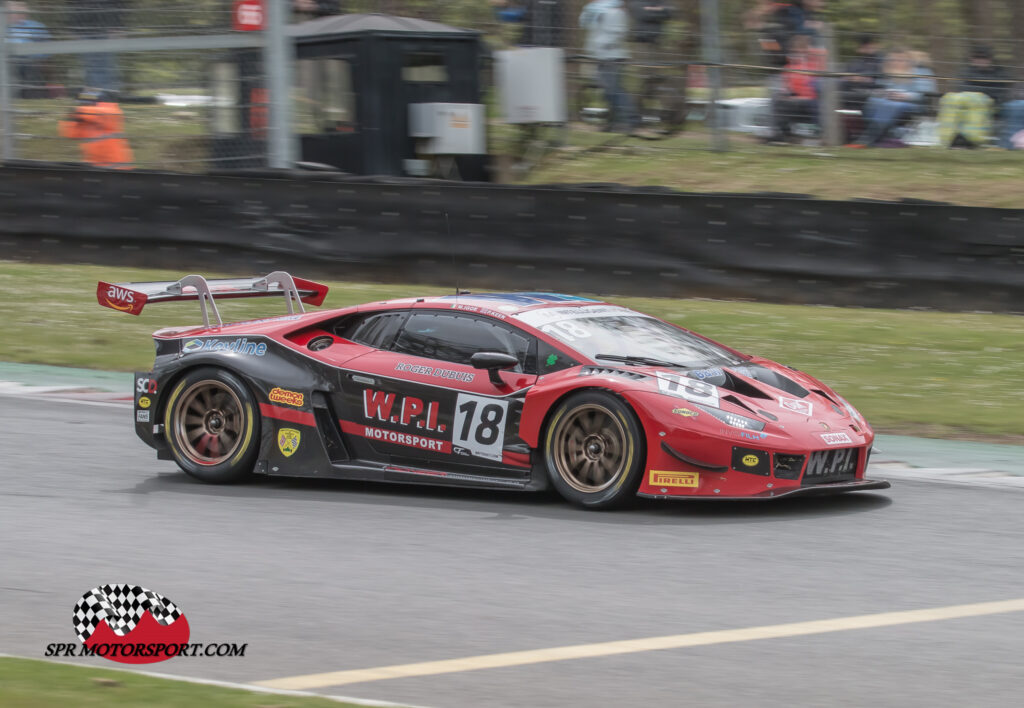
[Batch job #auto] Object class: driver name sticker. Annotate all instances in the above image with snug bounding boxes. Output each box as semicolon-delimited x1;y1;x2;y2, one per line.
656;373;720;408
452;393;509;461
515;305;639;327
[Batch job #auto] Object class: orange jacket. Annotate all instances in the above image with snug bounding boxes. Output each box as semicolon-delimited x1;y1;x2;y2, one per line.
59;102;134;169
784;50;826;100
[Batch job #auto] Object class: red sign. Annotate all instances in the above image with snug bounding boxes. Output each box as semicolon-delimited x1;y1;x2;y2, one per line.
97;281;147;316
233;0;264;31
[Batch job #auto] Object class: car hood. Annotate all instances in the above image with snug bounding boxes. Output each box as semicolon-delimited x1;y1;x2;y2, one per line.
606;356;870;444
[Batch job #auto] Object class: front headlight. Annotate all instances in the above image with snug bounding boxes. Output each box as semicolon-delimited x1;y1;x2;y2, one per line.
835;394;865;424
695;404;766;431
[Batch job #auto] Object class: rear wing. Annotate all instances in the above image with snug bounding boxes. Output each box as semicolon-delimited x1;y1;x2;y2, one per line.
97;272;329;327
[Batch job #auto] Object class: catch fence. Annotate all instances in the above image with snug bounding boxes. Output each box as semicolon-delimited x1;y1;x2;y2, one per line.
1;1;1023;174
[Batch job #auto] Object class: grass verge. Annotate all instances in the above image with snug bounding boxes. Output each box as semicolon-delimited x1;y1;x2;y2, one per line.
2;260;1022;440
12;96;1024;208
517;128;1024;209
0;657;367;708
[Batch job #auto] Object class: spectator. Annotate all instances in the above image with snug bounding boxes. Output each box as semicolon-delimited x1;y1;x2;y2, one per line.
627;1;674;129
627;0;671;46
492;0;566;48
755;1;806;68
850;48;935;147
769;31;823;142
938;45;1011;148
999;83;1024;149
801;0;828;48
750;1;807;142
841;34;882;111
58;89;134;169
5;1;51;99
67;0;124;93
580;0;637;134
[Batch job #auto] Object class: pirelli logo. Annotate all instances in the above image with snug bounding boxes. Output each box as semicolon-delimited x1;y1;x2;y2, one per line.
650;471;700;488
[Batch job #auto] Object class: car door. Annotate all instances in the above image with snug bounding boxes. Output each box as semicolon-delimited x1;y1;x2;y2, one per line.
336;310;538;478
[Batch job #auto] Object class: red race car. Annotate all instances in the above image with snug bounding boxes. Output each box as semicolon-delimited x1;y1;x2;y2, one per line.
99;272;889;509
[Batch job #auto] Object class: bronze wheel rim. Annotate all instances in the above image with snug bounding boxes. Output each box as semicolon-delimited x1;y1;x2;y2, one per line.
551;404;628;493
172;380;243;466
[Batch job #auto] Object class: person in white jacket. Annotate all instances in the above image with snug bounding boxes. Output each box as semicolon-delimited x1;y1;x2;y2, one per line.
580;0;638;133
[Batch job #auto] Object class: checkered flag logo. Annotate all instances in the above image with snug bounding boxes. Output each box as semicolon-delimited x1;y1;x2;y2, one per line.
72;584;184;643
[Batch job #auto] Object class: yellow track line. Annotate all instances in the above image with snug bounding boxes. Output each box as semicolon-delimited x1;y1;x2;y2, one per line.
256;598;1024;690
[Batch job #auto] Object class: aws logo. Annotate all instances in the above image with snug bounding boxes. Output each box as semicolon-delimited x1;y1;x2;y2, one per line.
106;286;135;305
97;282;146;315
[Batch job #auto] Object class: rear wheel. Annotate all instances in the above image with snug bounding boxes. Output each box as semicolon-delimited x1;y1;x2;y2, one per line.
163;367;259;483
544;391;645;509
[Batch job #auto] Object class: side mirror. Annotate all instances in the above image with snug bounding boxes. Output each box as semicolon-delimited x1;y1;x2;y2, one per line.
470;352;518;386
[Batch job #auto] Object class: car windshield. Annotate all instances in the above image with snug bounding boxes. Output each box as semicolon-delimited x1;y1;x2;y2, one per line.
532;310;739;368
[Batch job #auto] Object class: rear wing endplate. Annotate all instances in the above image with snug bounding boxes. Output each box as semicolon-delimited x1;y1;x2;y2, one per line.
97;271;329;327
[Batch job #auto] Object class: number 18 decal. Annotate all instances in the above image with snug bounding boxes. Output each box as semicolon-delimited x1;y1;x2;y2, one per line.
453;393;509;461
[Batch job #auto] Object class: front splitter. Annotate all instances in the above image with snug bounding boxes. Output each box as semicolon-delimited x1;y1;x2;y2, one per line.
637;478;892;501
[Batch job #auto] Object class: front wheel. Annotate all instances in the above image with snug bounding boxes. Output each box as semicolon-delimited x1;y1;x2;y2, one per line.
163;367;260;483
544;391;645;509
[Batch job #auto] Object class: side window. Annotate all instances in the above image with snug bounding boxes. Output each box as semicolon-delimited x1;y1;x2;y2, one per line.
294;57;357;134
537;339;577;373
339;312;405;349
402;54;448;83
392;312;531;370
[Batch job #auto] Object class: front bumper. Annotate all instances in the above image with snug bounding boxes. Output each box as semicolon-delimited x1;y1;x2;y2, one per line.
638;478;891;501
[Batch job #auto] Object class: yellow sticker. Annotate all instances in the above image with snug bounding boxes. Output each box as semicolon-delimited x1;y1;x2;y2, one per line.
278;428;301;457
138;396;151;409
650;471;699;488
742;454;760;467
672;407;699;418
269;387;304;407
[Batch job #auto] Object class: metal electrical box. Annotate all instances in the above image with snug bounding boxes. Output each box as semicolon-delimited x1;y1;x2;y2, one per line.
495;47;567;124
409;102;486;154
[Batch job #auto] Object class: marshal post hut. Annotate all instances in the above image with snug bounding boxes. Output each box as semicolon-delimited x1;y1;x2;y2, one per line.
211;13;488;180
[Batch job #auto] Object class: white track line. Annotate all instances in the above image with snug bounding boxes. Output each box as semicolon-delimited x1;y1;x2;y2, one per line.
257;598;1024;690
0;391;129;409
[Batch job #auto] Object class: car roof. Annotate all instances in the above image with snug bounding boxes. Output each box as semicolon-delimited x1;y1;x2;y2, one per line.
370;293;612;320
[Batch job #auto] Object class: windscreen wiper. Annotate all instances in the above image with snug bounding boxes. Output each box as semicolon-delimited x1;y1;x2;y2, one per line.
594;353;687;368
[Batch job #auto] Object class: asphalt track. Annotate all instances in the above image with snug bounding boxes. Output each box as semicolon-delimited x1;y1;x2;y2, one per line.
3;395;1024;707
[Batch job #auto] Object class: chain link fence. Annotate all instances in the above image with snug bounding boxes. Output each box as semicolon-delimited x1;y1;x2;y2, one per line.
2;0;1023;175
0;0;288;171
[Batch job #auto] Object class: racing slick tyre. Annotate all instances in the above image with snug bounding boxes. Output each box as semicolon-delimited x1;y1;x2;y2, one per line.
163;367;260;484
543;391;645;509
